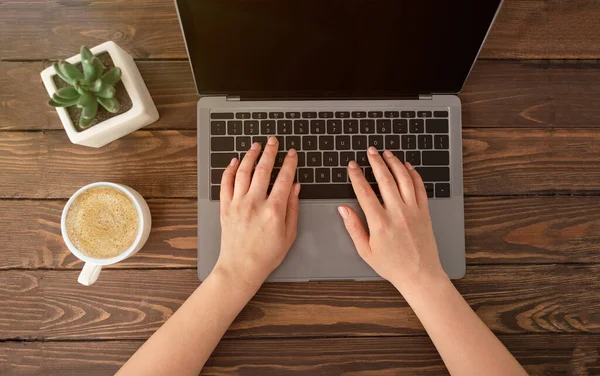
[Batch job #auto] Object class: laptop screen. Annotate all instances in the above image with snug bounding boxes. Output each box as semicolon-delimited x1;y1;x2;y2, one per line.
176;0;502;99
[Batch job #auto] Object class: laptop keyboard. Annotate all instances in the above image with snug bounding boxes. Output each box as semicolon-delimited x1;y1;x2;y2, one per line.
209;110;451;200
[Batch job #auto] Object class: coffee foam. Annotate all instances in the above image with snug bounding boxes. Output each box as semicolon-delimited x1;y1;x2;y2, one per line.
66;187;139;259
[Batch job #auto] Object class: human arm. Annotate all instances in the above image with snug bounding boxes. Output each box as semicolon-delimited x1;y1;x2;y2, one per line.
117;136;300;376
337;147;527;376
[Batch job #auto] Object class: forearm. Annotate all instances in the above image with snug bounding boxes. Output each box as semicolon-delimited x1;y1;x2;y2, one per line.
397;275;527;376
117;267;257;376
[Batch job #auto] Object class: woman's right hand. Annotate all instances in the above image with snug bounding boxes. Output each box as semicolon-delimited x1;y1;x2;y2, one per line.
337;147;447;293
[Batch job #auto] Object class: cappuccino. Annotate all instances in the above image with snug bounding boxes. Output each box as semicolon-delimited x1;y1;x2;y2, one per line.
66;187;139;259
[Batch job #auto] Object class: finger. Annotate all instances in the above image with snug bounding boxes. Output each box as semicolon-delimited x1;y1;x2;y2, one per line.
337;205;371;259
269;148;298;205
347;160;384;219
234;142;261;197
219;157;239;208
249;136;279;197
285;183;301;240
406;162;429;209
366;147;402;206
381;150;417;205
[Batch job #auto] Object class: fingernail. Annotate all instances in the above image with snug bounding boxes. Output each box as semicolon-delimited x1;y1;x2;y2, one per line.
294;183;301;196
368;146;378;155
288;148;297;156
229;157;238;166
383;150;393;158
337;206;349;219
406;162;414;170
348;160;359;169
251;142;260;150
268;136;277;145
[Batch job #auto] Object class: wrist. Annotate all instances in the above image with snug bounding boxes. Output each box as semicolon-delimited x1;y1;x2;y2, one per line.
210;263;264;297
391;267;452;302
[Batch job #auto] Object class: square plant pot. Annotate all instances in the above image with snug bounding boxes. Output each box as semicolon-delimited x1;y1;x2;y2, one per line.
41;41;159;148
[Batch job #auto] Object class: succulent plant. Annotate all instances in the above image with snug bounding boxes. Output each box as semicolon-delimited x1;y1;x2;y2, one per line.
48;46;122;129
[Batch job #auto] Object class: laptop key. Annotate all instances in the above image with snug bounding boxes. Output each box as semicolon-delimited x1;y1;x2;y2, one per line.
211;169;225;184
307;152;322;166
211;137;234;151
418;135;433;149
435;183;451;198
406;151;421;165
416;167;450;182
327;119;342;134
275;152;286;167
352;135;367;150
423;151;450;166
426;119;449;133
401;111;416;118
232;139;247;153
343;119;359;134
261;120;276;134
311;119;325;134
297;152;306;167
316;168;331;183
434;111;449;118
424;183;434;198
376;119;391;134
252;112;267;119
211;121;226;135
409;119;424;133
269;112;284;119
227;120;242;135
211;113;234;120
319;111;334;118
323;152;339;166
294;119;309;134
352;111;366;118
299;168;314;183
434;135;449;149
393;119;408;133
336;135;351;150
360;119;375;134
332;168;347;182
385;135;400;150
364;167;376;183
276;136;285;150
340;151;355;166
356;151;369;166
303;136;318;150
417;111;432;118
277;120;292;134
402;135;417;149
286;112;301;119
385;111;399;118
369;135;384;150
319;136;334;150
303;112;317;119
336;111;350;118
286;136;301;150
210;185;221;200
236;112;251;119
368;111;383;118
244;120;259;135
211;153;238;168
392;150;404;163
252;136;267;149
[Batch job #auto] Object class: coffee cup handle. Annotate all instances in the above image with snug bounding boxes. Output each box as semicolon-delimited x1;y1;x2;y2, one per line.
78;263;102;286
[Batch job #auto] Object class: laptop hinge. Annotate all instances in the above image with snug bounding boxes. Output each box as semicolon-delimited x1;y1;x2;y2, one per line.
419;94;433;100
227;96;240;101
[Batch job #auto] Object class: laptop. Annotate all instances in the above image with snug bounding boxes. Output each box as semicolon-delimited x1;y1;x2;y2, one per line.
174;0;503;281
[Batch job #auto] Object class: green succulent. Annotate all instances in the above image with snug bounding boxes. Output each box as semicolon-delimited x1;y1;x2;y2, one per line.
49;46;122;129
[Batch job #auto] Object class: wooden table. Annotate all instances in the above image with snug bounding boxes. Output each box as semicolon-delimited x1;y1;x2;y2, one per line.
1;1;599;375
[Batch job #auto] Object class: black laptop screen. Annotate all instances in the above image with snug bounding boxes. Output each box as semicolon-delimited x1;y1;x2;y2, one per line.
176;0;502;98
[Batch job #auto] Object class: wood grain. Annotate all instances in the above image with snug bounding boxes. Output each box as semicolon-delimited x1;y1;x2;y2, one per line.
1;266;598;340
1;0;599;60
2;196;600;270
2;335;599;376
3;60;600;131
2;128;600;198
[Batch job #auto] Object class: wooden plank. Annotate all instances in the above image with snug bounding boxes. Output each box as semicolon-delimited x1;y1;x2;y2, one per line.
2;128;600;198
1;1;599;60
1;266;598;340
1;196;600;270
3;60;600;131
1;335;599;376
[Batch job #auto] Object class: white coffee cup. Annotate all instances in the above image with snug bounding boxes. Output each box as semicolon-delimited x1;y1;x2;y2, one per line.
61;182;152;286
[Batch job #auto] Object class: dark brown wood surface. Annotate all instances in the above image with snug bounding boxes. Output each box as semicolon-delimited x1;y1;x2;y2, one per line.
1;1;600;375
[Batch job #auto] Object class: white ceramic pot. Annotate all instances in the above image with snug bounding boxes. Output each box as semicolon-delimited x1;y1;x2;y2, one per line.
40;41;159;148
